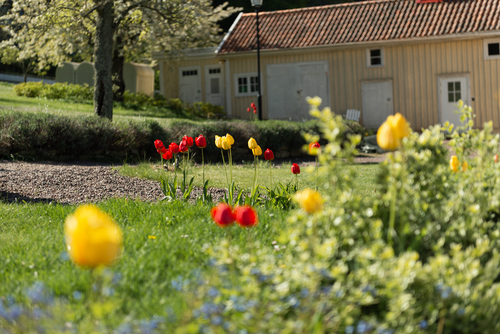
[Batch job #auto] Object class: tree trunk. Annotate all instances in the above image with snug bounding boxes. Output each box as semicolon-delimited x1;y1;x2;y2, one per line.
93;0;114;120
112;35;126;102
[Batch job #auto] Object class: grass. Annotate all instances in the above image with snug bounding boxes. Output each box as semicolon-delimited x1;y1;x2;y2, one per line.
0;82;201;128
117;161;379;198
0;199;289;320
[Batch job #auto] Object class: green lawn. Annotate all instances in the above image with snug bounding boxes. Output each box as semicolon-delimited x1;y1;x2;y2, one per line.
117;161;379;198
0;82;202;128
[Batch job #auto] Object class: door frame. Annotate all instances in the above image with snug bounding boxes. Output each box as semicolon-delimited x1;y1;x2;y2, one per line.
178;66;202;103
360;78;394;129
205;65;225;107
437;73;471;126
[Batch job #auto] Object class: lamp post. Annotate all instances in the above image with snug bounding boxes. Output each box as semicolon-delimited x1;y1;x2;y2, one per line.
251;0;263;120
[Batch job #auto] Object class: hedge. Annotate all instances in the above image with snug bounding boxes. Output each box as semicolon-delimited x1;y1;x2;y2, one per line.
0;111;364;162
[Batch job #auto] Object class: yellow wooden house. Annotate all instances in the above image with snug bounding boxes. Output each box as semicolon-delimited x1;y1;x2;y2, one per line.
155;0;500;130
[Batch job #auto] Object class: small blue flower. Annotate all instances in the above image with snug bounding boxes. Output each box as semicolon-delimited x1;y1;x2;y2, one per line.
112;273;123;285
115;323;132;334
345;325;354;334
32;307;44;320
419;320;428;329
211;315;223;326
0;302;12;322
27;282;54;305
103;287;115;297
208;287;219;298
457;308;465;316
357;321;372;333
72;291;83;301
59;251;70;261
300;288;309;298
9;304;23;321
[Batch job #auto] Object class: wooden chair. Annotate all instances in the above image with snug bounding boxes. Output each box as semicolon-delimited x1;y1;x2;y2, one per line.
345;109;361;122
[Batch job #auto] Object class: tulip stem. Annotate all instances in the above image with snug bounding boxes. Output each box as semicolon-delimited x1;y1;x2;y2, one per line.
229;148;233;187
221;148;229;190
388;183;397;247
295;174;299;189
315;157;318;191
269;161;272;188
201;148;205;186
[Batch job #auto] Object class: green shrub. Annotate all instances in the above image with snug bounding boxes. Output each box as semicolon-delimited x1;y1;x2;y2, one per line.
0;111;349;162
14;82;94;103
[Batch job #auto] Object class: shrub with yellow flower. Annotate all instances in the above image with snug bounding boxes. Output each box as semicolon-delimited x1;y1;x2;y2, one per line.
64;205;122;268
450;155;460;172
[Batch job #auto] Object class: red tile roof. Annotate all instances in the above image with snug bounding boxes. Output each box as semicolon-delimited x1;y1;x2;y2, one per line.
217;0;500;54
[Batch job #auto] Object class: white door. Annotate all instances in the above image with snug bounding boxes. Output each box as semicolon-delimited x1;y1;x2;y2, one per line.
179;67;201;104
361;80;394;129
205;66;224;107
439;76;468;127
267;62;329;120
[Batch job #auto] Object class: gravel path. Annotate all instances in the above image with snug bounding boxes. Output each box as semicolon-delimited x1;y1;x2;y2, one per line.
0;155;385;205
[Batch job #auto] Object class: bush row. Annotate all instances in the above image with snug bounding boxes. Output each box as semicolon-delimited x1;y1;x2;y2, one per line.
0;111;362;162
13;82;225;119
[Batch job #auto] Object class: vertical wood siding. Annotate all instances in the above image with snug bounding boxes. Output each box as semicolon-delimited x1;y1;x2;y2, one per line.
163;37;500;130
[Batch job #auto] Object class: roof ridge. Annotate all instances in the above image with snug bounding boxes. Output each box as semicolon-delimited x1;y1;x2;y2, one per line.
240;0;409;16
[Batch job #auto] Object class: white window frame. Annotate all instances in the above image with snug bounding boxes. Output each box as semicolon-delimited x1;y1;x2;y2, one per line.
234;72;262;97
366;48;384;68
484;38;500;60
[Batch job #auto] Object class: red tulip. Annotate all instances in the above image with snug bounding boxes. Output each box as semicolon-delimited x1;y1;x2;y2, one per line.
264;149;274;161
291;163;300;174
179;140;188;153
157;147;167;155
251;102;256;109
154;140;165;150
169;142;179;154
309;142;321;155
253;108;257;114
195;135;207;148
183;135;194;147
247;107;251;113
211;203;234;228
234;206;258;228
162;150;173;160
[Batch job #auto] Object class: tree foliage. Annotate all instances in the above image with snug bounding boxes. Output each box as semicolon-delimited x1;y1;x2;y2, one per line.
0;0;239;118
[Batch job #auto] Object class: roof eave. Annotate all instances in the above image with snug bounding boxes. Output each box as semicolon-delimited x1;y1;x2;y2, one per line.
216;12;244;54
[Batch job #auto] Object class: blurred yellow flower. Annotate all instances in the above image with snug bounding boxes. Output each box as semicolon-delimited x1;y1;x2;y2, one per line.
148;236;156;239
306;96;322;107
450;155;460;172
462;161;468;172
377;122;399;151
248;137;258;150
64;205;122;268
252;145;262;156
389;113;411;139
377;113;410;151
215;135;222;149
294;189;323;213
225;133;235;145
222;136;231;150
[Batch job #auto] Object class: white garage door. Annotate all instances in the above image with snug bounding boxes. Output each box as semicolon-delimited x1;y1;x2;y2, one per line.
361;80;394;129
267;62;329;120
179;67;201;104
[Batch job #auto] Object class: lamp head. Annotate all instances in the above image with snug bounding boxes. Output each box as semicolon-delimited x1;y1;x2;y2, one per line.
250;0;263;8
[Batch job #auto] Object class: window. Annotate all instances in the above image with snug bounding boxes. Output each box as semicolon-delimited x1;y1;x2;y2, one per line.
447;81;461;103
235;73;261;97
209;68;221;74
182;70;198;76
488;43;500;56
366;48;384;67
484;38;500;59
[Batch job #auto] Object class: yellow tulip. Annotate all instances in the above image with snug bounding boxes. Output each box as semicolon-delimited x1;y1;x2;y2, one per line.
226;133;235;145
462;161;468;172
221;136;231;150
294;189;323;213
248;137;258;150
64;205;122;268
215;135;222;149
450;155;460;172
389;113;411;139
252;145;262;156
376;122;399;151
